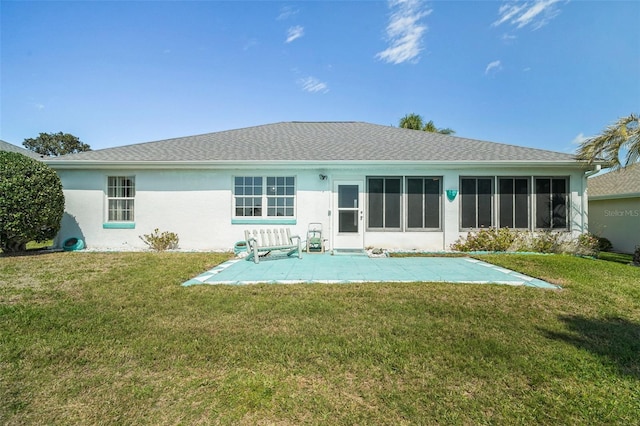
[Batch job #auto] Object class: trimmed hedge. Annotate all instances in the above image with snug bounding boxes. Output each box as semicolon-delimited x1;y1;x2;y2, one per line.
0;151;64;252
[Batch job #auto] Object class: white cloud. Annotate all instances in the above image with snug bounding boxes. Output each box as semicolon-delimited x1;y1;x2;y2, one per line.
298;76;329;94
493;0;563;30
493;2;527;27
35;103;45;110
572;132;589;145
501;33;517;42
277;6;299;21
376;0;432;65
485;60;503;75
286;25;304;43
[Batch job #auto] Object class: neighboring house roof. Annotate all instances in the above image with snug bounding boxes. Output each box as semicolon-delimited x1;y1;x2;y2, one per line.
46;121;585;167
0;139;44;160
588;163;640;200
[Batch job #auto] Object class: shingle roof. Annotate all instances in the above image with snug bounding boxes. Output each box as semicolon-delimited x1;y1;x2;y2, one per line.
0;140;44;160
588;163;640;198
47;121;579;164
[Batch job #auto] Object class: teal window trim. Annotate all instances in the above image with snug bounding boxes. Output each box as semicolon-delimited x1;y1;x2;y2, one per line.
103;222;136;229
232;218;297;225
234;175;297;219
107;176;135;222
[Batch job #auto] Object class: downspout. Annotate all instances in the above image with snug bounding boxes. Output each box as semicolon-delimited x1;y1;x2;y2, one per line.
582;164;602;233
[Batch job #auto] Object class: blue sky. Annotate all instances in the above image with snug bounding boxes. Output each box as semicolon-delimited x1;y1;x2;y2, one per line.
1;0;639;153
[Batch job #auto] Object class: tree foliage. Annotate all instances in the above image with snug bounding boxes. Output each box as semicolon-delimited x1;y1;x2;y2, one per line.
576;113;640;169
0;152;65;252
399;113;455;135
399;113;425;130
23;132;91;157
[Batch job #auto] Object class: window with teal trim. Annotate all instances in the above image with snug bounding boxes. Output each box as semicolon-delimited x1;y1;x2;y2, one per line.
234;177;263;217
234;176;295;218
107;176;135;222
266;176;295;217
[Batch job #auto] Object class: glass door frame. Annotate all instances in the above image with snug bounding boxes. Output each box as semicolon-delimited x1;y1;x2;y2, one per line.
332;180;364;250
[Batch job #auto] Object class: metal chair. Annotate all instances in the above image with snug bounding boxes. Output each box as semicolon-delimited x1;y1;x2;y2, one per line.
306;223;324;253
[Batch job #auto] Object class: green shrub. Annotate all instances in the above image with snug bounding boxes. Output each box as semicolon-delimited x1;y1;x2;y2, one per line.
595;235;613;252
0;151;64;253
633;245;640;266
139;228;179;251
526;230;564;254
573;233;600;257
451;227;520;252
451;228;598;256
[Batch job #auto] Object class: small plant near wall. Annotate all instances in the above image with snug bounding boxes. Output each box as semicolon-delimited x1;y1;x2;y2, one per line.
632;245;640;266
595;235;613;252
451;227;520;252
524;230;563;254
139;228;179;251
572;233;601;257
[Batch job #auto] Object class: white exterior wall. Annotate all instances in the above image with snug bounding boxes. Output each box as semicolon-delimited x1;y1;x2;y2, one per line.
55;165;589;252
588;197;640;254
56;168;334;251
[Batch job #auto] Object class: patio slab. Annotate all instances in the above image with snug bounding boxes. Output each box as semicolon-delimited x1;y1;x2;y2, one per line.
182;253;558;289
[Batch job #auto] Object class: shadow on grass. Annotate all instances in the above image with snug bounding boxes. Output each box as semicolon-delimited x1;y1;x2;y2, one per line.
598;252;634;265
0;247;61;257
543;316;640;379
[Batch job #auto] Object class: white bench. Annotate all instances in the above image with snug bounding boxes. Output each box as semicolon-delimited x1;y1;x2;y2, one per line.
244;228;302;264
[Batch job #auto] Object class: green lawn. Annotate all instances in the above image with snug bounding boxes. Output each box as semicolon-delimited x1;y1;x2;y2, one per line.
598;251;634;265
1;252;639;425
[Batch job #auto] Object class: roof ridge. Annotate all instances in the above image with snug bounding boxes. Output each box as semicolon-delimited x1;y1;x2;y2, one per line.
289;121;361;123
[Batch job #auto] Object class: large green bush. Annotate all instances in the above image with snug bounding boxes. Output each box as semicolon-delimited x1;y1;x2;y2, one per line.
0;151;64;252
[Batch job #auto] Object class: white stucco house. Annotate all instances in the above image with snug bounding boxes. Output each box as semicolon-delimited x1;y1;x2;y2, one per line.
587;164;640;254
45;122;599;252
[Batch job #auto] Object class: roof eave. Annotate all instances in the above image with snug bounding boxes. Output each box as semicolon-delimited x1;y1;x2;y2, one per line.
45;159;592;170
589;192;640;201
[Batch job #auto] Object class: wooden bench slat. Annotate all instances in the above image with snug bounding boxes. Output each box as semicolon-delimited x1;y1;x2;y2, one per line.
244;228;302;264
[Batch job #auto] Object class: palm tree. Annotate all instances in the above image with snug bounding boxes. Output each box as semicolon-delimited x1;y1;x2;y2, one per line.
423;120;438;132
424;120;455;135
576;113;640;169
399;113;455;135
399;113;424;130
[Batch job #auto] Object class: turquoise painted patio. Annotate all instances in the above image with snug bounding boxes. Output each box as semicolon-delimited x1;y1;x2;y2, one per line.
183;253;558;289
